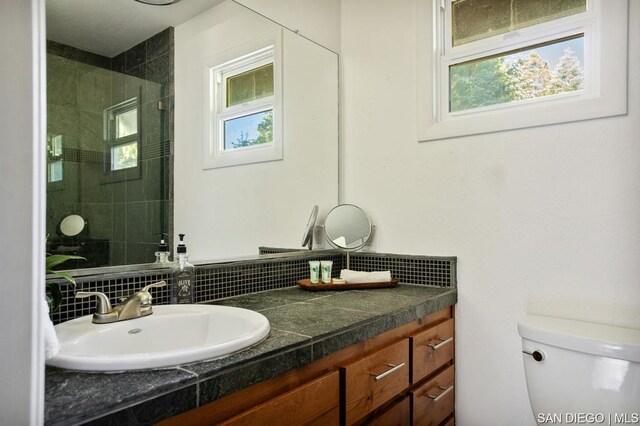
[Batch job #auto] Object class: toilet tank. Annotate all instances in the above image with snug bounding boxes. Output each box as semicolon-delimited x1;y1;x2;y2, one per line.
518;315;640;425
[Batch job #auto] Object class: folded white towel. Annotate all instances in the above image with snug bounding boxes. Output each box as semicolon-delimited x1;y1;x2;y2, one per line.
340;269;391;284
43;299;60;360
332;236;347;247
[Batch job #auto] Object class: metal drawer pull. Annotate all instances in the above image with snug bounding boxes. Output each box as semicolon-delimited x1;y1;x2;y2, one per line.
427;385;454;402
370;363;405;382
428;337;453;350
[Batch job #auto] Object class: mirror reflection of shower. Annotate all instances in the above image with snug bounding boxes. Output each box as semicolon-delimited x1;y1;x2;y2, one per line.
45;30;173;268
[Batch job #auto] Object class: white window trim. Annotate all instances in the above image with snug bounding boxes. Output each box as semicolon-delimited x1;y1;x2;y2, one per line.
417;0;628;142
203;30;283;169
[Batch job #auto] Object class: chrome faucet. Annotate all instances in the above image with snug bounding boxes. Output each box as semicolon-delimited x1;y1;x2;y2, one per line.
76;281;167;324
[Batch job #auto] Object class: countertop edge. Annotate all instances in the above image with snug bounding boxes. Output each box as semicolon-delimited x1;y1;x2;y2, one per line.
45;284;457;425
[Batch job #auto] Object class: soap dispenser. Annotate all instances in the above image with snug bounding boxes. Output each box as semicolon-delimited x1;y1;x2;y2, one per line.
171;233;195;304
154;233;171;265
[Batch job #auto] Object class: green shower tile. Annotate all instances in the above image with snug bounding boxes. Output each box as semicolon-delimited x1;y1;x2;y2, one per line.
76;67;112;113
125;202;147;242
47;54;78;108
79;202;112;240
147;200;166;237
126;242;153;264
125;40;146;71
146;27;173;61
112;203;126;242
78;111;103;149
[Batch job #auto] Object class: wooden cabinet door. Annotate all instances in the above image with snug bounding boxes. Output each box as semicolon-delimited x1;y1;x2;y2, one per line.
367;396;410;426
220;371;340;426
411;364;455;426
411;319;454;383
342;339;410;425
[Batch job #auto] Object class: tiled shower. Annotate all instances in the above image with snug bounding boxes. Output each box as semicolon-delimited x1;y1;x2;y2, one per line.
45;29;174;267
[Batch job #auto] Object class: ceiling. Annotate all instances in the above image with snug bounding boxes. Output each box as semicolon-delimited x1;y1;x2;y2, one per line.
46;0;226;57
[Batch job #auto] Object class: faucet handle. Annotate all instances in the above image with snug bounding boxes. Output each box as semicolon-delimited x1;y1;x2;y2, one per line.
76;291;113;314
141;281;167;293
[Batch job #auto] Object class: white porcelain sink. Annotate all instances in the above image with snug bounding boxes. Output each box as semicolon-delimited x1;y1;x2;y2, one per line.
47;304;270;371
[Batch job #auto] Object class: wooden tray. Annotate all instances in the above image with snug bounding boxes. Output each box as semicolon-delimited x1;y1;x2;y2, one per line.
298;278;399;291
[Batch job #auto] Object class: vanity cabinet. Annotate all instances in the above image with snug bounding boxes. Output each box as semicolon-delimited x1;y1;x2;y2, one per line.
411;318;455;383
411;365;455;426
160;305;455;426
342;338;410;424
220;372;340;425
367;396;411;426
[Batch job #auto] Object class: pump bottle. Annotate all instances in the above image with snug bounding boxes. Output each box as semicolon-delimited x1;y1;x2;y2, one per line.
171;234;195;304
154;233;171;265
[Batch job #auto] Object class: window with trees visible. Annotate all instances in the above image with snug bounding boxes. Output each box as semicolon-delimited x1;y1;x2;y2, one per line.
47;134;63;183
104;97;141;180
417;0;628;141
205;36;283;169
449;35;585;112
223;63;274;150
448;0;586;113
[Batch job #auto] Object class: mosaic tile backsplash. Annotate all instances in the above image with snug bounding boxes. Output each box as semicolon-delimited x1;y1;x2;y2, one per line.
48;251;456;324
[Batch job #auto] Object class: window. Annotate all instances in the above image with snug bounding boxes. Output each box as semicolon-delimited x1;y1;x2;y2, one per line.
204;31;282;169
221;61;274;151
47;134;63;184
103;97;141;179
417;0;628;141
111;141;138;171
449;35;585;112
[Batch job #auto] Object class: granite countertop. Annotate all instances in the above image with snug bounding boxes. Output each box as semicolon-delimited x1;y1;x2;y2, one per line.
45;284;457;425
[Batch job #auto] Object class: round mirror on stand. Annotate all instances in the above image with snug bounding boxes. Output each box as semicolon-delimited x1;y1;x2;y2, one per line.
60;214;86;237
324;204;372;269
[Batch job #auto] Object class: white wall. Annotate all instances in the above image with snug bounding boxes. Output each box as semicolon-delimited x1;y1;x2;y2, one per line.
340;0;640;424
175;1;338;261
0;0;46;424
235;0;341;53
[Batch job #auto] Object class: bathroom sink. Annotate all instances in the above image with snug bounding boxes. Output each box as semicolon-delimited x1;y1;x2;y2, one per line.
47;304;270;371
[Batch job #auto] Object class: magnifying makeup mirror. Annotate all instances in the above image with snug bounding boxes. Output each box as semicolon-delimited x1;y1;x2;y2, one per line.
301;205;319;250
59;214;86;237
324;204;372;269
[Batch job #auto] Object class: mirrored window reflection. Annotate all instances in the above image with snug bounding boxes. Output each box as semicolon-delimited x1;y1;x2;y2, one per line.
47;134;64;183
48;161;63;183
115;108;138;138
223;109;273;150
212;45;277;160
104;97;141;174
111;141;138;170
226;63;274;107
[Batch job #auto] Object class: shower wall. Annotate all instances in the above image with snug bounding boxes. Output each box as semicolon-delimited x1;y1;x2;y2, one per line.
46;28;174;268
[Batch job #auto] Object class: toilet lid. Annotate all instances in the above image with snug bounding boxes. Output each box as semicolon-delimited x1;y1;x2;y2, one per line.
60;214;85;236
518;315;640;362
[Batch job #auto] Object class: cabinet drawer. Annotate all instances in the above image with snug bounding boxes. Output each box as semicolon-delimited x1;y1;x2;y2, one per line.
411;364;455;426
342;338;410;425
220;371;339;425
411;319;454;383
442;416;455;426
367;396;410;426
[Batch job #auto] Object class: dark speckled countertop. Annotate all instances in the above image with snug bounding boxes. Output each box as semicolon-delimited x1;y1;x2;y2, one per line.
45;284;457;425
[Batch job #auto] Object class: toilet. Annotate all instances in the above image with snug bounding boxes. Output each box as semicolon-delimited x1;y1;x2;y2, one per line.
518;315;640;425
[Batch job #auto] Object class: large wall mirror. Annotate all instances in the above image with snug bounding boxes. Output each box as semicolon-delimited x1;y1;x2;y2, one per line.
45;0;339;272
